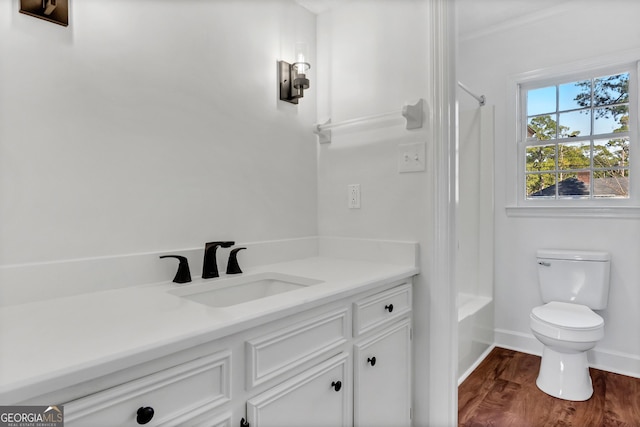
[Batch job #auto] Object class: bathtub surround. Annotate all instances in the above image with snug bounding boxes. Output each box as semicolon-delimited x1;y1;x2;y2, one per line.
457;295;493;384
456;106;495;383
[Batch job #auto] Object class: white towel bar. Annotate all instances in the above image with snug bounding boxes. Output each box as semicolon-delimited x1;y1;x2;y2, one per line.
314;99;424;144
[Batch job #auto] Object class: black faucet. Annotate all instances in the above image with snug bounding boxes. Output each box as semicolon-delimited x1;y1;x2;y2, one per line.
226;247;246;274
202;241;234;279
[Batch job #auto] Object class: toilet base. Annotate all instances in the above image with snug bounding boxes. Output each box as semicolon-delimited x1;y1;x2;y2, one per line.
536;345;593;401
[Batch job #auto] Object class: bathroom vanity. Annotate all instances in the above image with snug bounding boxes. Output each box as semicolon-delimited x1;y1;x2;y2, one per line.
0;250;417;427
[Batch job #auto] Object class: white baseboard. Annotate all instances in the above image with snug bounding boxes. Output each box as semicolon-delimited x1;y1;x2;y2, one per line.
590;347;640;379
495;328;640;379
458;344;495;385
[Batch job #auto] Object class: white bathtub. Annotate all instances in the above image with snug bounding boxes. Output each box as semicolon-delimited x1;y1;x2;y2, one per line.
458;292;494;384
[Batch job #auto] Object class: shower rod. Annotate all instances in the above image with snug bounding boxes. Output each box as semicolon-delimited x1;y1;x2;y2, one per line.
458;81;486;106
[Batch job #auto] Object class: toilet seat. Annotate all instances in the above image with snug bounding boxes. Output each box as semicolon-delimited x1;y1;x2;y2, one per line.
530;302;604;342
532;301;604;329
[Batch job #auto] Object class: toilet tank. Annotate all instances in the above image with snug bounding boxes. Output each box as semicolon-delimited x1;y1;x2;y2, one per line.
536;249;611;310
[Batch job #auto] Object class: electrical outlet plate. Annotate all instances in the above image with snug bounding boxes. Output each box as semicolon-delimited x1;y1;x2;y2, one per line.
348;184;361;209
398;141;426;173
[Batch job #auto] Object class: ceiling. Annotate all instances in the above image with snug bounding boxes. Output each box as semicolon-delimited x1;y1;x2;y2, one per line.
295;0;341;14
456;0;578;39
296;0;579;39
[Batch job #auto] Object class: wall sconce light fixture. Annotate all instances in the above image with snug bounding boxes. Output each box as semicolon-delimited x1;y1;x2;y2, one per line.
279;43;310;104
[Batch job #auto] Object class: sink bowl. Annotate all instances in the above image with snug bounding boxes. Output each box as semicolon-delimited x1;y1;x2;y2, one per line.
168;272;323;308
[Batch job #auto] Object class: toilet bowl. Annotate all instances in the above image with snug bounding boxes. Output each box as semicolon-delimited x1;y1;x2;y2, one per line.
530;301;604;401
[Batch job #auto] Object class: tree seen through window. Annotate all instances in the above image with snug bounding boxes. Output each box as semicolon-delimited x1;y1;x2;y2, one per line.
525;72;630;199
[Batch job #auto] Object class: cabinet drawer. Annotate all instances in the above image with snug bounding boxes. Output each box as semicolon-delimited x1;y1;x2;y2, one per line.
353;283;412;336
245;308;348;390
64;351;231;427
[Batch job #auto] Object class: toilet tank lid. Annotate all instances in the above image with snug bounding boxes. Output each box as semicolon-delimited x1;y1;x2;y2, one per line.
537;249;610;261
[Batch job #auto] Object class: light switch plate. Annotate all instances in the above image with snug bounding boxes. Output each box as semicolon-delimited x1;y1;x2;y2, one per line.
398;142;426;173
348;184;361;209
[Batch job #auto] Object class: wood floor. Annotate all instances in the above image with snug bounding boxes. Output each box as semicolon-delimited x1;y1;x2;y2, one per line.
458;347;640;427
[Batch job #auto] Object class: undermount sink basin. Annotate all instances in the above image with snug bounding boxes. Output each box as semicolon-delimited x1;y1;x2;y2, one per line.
168;272;324;308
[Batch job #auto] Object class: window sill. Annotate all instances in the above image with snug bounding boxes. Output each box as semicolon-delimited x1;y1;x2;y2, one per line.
505;206;640;219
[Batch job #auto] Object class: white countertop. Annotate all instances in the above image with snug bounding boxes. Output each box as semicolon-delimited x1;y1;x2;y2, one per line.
0;256;418;404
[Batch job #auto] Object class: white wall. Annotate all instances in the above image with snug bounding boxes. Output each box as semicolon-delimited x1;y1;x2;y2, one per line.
0;2;317;267
316;0;430;244
315;1;443;425
458;0;640;376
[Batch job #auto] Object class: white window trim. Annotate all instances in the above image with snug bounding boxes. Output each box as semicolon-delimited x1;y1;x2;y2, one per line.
505;54;640;218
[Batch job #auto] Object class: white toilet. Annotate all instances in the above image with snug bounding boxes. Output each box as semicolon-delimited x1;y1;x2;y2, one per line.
530;249;610;401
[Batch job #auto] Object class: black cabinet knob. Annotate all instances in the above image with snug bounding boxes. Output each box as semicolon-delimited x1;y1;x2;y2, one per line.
367;356;377;366
136;407;154;425
385;304;394;313
331;380;342;392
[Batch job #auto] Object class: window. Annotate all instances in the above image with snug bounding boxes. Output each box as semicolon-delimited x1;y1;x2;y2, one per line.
518;64;637;203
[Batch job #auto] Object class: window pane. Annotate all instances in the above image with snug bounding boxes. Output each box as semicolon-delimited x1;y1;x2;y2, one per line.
527;115;558;140
526;144;556;171
558;110;591;137
527;86;556;116
593;73;629;106
594;105;629;134
558;141;590;170
557;172;590;199
594;137;629;168
559;80;590;111
593;169;629;198
526;173;556;199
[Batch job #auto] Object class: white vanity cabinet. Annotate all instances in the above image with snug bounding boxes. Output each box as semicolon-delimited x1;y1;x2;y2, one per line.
56;279;413;427
243;281;412;427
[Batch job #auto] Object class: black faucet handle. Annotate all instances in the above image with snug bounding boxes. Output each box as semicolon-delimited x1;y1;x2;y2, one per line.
159;255;192;284
226;247;247;275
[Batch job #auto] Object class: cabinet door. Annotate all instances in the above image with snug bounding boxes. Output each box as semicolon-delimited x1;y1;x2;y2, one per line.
246;353;351;427
354;318;411;427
